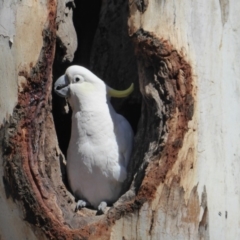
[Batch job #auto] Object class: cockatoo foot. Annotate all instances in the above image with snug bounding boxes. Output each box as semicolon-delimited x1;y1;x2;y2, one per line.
75;200;89;212
97;201;107;214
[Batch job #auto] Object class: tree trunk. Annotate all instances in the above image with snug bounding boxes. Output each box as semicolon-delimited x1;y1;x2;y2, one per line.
0;0;239;239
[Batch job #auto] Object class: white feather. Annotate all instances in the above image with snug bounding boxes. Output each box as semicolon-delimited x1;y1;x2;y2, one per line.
55;66;133;209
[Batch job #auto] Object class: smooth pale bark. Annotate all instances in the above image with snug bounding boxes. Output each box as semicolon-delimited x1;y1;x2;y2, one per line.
0;0;239;239
0;0;46;125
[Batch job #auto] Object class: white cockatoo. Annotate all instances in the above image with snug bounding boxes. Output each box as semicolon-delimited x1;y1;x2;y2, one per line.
54;65;134;213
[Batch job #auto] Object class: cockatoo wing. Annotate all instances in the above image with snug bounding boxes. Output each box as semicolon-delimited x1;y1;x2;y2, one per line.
114;114;133;167
110;108;133;182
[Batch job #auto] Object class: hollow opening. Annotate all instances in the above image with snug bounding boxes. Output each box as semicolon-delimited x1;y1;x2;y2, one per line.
52;0;142;205
52;0;102;157
53;0;141;155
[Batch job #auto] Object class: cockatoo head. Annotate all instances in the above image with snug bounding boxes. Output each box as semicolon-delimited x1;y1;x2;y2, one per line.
54;65;134;111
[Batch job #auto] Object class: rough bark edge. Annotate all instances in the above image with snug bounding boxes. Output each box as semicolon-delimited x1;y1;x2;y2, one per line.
134;29;194;200
0;1;75;239
100;29;195;232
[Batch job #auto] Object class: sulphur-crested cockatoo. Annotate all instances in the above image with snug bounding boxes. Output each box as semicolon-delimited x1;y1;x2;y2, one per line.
54;65;134;213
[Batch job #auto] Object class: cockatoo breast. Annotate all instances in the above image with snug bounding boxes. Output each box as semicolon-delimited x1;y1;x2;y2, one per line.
67;102;123;207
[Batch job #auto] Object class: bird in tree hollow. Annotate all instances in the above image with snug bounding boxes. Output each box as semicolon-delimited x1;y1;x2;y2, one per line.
54;66;134;213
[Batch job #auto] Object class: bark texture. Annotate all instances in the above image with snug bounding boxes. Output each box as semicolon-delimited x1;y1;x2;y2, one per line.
1;0;239;239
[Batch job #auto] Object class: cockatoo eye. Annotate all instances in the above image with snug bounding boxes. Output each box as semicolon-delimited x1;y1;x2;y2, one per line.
73;75;84;83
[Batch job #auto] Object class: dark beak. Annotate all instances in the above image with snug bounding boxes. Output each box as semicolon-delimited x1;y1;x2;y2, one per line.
54;75;69;97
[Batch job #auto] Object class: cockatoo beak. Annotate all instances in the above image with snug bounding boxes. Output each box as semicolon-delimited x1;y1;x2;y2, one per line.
107;83;134;98
54;75;70;97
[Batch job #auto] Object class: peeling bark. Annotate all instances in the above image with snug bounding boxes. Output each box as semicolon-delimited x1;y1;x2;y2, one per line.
1;0;239;239
56;0;77;62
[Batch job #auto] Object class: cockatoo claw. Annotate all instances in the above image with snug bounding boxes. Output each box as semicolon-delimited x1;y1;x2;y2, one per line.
75;200;88;212
97;201;107;215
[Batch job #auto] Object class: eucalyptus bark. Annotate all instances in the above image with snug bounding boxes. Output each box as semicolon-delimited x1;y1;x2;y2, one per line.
0;0;239;240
